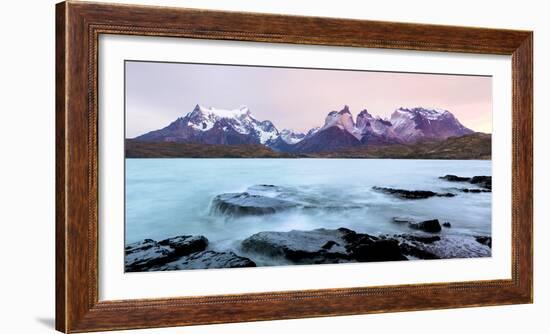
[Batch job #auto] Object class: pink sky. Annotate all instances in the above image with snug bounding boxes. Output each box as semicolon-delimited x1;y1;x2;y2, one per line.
126;61;492;137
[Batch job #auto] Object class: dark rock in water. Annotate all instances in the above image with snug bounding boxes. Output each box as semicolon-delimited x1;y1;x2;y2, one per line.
125;236;255;271
392;217;413;224
392;217;443;233
395;234;441;244
392;233;490;260
125;239;174;272
321;240;340;250
211;192;298;216
158;235;208;257
456;188;491;193
442;222;452;228
242;228;408;264
373;186;455;199
125;235;209;272
399;243;440;260
246;184;285;193
241;228;491;264
470;176;492;190
475;236;492;248
390;234;441;259
439;175;492;191
409;219;442;233
350;238;407;262
241;229;350;264
340;228;407;262
439;175;471;182
155;250;256;270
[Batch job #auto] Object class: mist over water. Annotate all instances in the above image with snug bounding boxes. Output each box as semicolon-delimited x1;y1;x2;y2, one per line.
125;158;491;258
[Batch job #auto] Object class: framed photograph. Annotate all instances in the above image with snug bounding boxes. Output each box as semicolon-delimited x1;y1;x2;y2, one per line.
56;1;533;332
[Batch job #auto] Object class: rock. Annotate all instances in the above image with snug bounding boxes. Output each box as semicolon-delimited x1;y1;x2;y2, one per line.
457;188;491;193
125;239;174;272
392;217;443;233
439;175;471;182
155;250;256;270
210;192;298;216
399;243;440;260
391;233;490;260
158;235;208;257
392;217;413;224
340;228;408;261
442;222;452;228
419;235;491;258
394;234;441;244
242;228;408;264
350;238;408;262
470;176;492;190
439;175;492;191
125;235;208;272
373;186;455;199
409;219;442;233
321;240;340;250
241;228;350;264
475;236;492;248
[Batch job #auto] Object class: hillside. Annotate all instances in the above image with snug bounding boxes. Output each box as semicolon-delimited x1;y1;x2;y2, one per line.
125;140;293;158
312;133;491;160
126;133;490;159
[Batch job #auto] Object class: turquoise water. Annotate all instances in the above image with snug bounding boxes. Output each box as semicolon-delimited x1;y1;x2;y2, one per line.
125;158;491;254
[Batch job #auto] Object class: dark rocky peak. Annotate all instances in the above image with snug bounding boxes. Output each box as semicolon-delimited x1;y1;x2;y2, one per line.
357;109;373;118
338;105;351;115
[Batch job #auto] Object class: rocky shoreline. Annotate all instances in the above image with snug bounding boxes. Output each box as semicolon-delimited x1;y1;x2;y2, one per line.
125;174;492;272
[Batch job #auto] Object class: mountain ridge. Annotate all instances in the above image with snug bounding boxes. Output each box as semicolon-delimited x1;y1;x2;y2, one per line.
133;104;482;154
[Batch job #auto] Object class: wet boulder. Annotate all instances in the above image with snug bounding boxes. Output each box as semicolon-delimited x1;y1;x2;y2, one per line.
395;234;441;244
158;235;208;256
439;175;471;182
458;188;491;193
373;186;455;199
339;228;407;262
470;176;492;190
439;175;492;191
389;234;441;259
392;217;414;224
409;219;442;233
399;234;491;259
398;243;440;260
125;239;175;272
391;217;442;233
125;235;208;272
210;192;298;216
475;236;492;248
242;228;408;264
241;228;350;264
155;250;256;270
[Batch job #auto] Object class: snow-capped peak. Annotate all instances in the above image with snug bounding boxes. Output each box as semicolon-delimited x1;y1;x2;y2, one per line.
322;105;360;138
193;104;250;119
390;106;472;142
395;107;450;120
183;104;279;144
279;129;306;144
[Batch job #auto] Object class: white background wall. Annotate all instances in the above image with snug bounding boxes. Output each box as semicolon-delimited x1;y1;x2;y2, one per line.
0;0;547;333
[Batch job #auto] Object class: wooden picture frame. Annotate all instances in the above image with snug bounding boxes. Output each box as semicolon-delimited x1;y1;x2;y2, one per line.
56;1;533;332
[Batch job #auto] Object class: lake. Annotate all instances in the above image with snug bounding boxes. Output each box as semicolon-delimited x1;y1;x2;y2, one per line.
125;158;491;265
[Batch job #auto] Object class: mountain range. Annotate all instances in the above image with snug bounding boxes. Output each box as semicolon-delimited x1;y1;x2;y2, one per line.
133;104;478;154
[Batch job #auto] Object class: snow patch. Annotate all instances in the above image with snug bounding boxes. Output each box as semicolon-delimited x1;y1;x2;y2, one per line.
196;104;250;119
